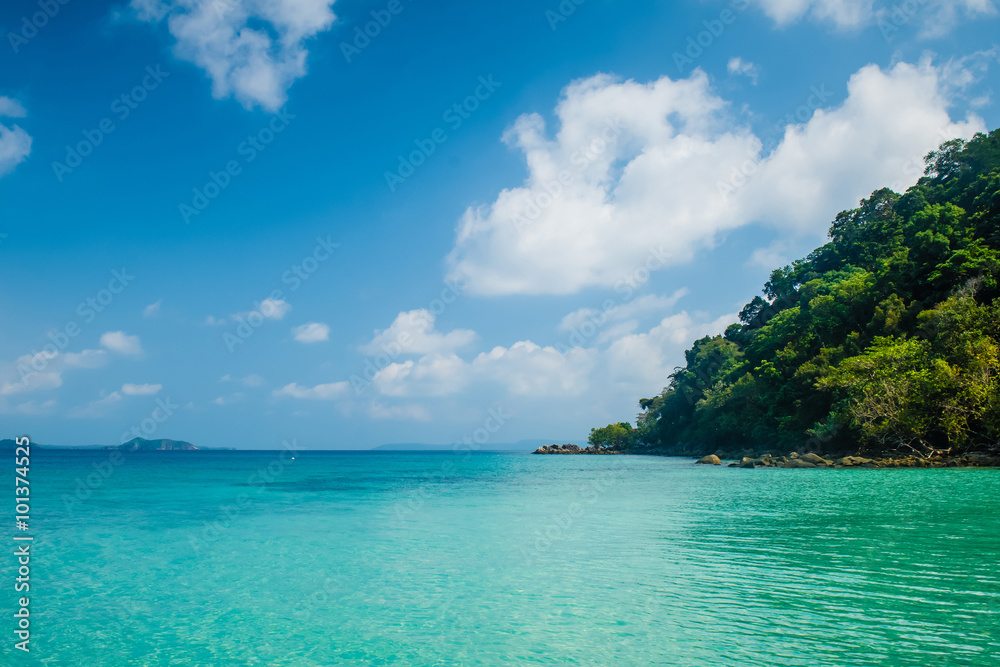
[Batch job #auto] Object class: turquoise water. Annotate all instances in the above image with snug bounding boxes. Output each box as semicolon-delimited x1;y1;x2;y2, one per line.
6;450;1000;665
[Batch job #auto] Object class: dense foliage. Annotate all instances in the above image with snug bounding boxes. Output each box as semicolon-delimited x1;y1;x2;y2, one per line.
593;130;1000;458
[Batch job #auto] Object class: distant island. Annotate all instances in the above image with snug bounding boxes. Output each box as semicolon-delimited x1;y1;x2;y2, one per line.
372;440;567;452
0;437;233;451
580;130;1000;469
111;437;199;451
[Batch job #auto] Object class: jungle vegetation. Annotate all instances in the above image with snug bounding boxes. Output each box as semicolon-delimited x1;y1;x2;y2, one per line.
590;130;1000;459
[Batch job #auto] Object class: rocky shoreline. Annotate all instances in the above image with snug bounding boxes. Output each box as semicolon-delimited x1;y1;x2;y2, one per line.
533;444;1000;467
532;444;620;455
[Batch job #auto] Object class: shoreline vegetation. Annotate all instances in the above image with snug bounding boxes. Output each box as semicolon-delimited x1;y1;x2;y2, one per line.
575;130;1000;469
532;443;1000;468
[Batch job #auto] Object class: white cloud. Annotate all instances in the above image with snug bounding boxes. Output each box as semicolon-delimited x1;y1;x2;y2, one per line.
100;331;144;356
233;297;291;322
0;96;31;177
68;391;123;418
0;347;109;397
753;0;873;28
0;97;26;117
62;349;109;369
274;381;350;400
727;57;760;85
241;373;266;387
446;60;983;296
130;0;337;110
143;300;162;317
292;322;330;343
604;311;737;388
558;290;689;341
752;0;997;33
1;371;62;396
122;383;162;396
205;315;227;326
365;303;734;403
213;392;245;406
361;309;476;356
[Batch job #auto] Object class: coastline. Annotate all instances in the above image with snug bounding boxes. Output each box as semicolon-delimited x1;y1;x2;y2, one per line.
532;444;1000;468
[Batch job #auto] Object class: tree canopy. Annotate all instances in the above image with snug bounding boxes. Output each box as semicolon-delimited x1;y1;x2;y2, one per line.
595;129;1000;458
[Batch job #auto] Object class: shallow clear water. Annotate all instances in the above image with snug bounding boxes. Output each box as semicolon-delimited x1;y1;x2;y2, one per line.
6;450;1000;665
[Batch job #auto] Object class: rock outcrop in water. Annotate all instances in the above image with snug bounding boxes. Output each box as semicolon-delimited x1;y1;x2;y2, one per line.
714;451;1000;468
532;443;620;455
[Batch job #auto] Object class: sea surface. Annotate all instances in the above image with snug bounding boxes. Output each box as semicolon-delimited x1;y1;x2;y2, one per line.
5;449;1000;666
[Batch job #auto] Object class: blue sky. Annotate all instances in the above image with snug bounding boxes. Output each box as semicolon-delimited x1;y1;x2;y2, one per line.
1;0;998;449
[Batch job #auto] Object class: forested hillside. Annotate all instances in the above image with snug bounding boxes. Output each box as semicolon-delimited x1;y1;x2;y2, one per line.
592;130;1000;459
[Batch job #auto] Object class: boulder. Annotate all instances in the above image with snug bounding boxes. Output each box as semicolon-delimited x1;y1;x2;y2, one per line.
740;460;756;469
799;453;830;465
837;456;873;466
782;458;817;468
696;455;722;465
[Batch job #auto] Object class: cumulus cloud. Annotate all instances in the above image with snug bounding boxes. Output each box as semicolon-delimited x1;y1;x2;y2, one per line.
274;381;350;400
446;60;983;296
130;0;336;110
0;96;31;177
122;383;162;396
100;331;144;356
752;0;997;33
728;57;760;85
292;322;330;343
360;310;476;356
0;347;108;396
365;303;733;402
